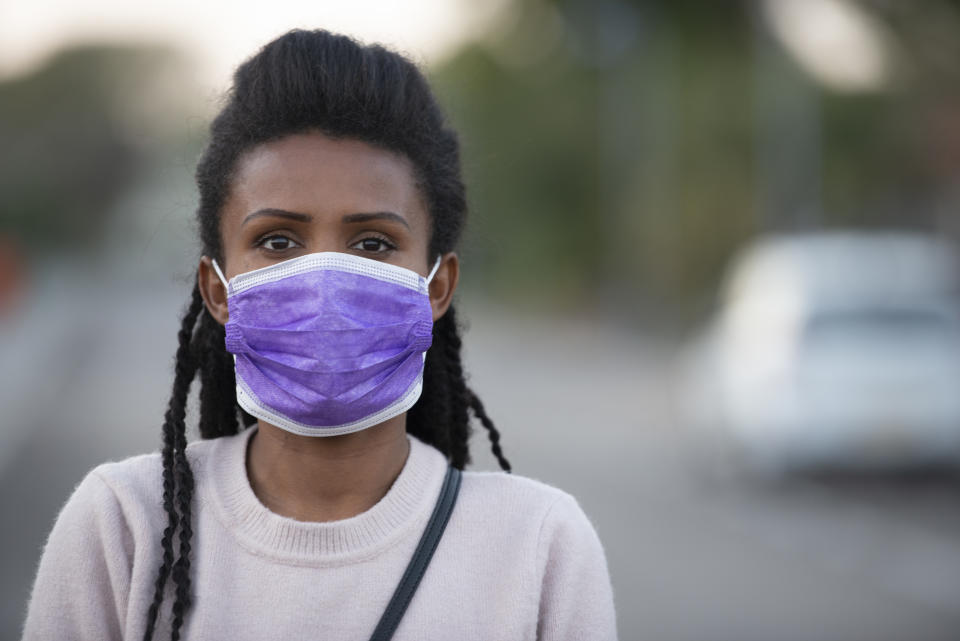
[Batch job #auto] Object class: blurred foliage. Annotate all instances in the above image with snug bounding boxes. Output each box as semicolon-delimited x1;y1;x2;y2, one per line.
3;1;960;321
433;0;960;320
0;44;189;255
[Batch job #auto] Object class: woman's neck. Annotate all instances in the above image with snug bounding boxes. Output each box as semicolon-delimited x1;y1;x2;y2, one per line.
245;417;410;522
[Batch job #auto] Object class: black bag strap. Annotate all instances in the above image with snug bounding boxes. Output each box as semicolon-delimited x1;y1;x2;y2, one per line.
368;465;462;641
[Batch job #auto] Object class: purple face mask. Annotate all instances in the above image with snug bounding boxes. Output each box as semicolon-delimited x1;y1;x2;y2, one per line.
212;252;440;437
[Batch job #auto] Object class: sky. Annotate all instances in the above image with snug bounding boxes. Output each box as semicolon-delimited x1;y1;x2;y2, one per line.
0;0;508;89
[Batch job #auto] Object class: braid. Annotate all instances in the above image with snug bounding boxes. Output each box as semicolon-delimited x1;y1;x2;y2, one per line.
143;286;202;641
466;389;512;473
436;307;471;469
197;312;239;439
407;303;511;473
407;326;453;459
146;284;254;639
170;425;194;641
142;417;178;641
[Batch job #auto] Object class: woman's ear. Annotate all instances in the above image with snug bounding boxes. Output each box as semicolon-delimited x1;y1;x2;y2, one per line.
198;256;230;325
429;253;459;322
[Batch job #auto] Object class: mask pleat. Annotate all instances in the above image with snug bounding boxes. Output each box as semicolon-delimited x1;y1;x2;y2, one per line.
223;252;436;433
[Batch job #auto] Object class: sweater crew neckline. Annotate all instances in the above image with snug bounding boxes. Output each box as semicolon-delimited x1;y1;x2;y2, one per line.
204;427;448;566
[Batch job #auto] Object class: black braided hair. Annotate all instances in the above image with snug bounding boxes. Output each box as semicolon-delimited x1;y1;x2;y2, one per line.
144;29;510;640
143;287;201;641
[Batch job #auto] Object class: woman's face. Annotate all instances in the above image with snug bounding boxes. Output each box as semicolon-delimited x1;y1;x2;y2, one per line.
198;131;458;324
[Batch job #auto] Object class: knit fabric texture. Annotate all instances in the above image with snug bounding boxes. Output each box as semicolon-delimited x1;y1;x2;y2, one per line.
23;428;617;640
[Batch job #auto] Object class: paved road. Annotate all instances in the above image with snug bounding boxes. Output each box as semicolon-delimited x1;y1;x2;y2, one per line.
2;280;959;640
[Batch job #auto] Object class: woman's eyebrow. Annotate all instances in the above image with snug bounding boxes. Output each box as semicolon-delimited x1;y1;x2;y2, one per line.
342;211;410;230
242;208;312;225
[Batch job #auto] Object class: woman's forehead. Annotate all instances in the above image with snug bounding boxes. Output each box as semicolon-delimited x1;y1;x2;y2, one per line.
223;132;428;232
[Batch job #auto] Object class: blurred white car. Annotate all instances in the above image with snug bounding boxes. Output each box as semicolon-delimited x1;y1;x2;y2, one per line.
678;231;960;474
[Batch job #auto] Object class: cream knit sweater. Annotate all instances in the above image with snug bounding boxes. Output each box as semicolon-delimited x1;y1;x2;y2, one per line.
23;428;617;640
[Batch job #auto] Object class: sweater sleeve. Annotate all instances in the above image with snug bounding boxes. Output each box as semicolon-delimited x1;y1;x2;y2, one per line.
22;469;134;641
535;493;618;641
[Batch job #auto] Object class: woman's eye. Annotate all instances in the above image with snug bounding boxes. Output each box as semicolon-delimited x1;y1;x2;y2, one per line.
351;237;395;253
257;235;299;251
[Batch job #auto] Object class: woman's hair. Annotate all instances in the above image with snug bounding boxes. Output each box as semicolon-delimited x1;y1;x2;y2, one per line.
144;29;511;641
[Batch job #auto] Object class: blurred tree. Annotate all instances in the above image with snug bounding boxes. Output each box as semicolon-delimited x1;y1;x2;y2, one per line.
433;0;960;322
432;0;755;317
0;45;187;256
5;4;957;319
431;4;601;306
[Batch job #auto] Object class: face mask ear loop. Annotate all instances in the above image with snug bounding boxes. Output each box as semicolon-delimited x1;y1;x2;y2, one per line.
425;256;442;286
211;258;229;291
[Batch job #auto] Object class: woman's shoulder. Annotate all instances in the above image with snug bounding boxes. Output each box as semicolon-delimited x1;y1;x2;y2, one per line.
86;451;160;491
457;469;600;545
77;433;232;516
459;469;574;511
90;434;222;484
456;470;617;638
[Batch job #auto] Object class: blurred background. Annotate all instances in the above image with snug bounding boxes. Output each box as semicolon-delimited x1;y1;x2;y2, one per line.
2;0;960;639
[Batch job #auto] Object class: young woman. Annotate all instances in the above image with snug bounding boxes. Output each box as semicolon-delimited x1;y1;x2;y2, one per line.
23;29;617;641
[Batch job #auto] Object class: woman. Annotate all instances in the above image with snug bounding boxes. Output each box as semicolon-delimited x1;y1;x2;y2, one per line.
23;29;617;641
